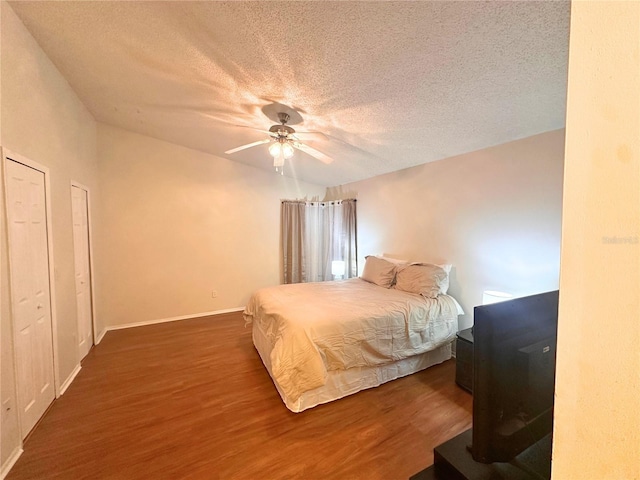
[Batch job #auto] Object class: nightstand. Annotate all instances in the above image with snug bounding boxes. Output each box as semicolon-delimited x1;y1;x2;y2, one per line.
455;327;473;393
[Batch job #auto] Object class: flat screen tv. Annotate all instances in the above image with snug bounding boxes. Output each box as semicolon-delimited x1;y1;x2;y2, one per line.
471;290;559;465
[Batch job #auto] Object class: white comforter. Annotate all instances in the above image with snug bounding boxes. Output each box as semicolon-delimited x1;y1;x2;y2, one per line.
244;278;460;402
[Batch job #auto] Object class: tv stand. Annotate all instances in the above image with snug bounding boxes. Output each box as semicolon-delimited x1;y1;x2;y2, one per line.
410;429;552;480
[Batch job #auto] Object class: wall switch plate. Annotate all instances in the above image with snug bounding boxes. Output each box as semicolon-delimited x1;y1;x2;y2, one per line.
211;290;218;298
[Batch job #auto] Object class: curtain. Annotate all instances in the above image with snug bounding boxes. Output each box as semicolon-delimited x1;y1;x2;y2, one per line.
281;199;357;284
281;201;306;284
341;199;358;279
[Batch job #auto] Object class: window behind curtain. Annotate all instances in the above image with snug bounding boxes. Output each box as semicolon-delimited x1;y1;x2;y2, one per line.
281;199;357;284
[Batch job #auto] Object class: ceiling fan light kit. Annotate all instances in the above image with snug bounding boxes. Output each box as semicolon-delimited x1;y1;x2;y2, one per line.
269;139;293;174
224;108;334;175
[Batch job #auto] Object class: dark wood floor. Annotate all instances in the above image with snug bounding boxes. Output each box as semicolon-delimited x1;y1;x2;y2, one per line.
7;312;472;480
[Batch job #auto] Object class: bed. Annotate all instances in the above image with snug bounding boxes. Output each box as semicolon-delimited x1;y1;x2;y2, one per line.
244;257;463;412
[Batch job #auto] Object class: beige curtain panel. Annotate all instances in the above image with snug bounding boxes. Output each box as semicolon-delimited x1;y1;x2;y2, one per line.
281;200;306;284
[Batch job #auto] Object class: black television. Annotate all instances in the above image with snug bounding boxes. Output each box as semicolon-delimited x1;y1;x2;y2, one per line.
471;290;559;465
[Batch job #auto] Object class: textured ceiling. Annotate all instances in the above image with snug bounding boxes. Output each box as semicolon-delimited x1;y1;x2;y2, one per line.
9;1;570;187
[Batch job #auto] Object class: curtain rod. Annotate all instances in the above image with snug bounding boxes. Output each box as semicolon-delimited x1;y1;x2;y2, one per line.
281;198;357;204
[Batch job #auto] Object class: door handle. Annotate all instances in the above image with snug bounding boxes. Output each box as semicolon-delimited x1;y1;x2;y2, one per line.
37;304;43;310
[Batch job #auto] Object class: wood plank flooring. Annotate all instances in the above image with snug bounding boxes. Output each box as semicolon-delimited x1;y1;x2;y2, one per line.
7;312;472;480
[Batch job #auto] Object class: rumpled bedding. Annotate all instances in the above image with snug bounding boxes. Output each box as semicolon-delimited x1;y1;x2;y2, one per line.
243;278;459;402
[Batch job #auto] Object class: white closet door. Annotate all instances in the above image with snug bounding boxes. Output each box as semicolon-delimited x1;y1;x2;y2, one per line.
6;159;55;437
71;185;93;360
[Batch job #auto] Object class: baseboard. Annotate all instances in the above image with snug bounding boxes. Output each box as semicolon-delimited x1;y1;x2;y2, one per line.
58;363;82;396
1;446;23;480
105;307;245;332
95;329;107;344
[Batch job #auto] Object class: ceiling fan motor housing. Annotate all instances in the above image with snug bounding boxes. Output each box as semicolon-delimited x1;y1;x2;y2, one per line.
269;124;295;136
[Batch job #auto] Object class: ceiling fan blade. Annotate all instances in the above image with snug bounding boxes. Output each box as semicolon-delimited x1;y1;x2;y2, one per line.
232;125;278;136
225;139;271;154
291;131;329;141
292;142;334;164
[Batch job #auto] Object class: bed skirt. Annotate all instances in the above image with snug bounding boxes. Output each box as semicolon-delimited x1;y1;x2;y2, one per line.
252;318;452;413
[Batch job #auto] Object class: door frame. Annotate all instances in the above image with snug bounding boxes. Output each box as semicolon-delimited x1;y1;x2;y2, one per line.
2;148;62;434
70;181;98;348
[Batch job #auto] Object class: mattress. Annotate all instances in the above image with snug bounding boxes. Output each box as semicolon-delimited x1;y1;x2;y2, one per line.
244;278;460;412
253;317;453;412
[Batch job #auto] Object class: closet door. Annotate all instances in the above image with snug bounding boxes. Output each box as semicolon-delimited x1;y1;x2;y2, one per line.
72;185;93;360
6;158;55;437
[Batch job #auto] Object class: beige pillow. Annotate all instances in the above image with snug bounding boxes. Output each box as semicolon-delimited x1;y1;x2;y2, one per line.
377;255;408;266
394;263;449;298
361;256;397;288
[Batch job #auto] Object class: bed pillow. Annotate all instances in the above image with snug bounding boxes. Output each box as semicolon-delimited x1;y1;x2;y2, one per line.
377;254;409;265
394;263;449;298
361;255;397;288
437;264;452;294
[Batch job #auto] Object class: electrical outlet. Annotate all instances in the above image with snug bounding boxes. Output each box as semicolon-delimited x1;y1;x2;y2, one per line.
2;398;12;416
211;290;218;298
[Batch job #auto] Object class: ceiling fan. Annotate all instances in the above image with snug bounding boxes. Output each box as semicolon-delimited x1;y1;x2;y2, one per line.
224;112;334;174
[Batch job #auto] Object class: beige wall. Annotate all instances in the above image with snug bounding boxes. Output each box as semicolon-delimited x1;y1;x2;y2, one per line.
331;130;565;329
0;1;98;467
95;124;325;328
553;2;640;478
